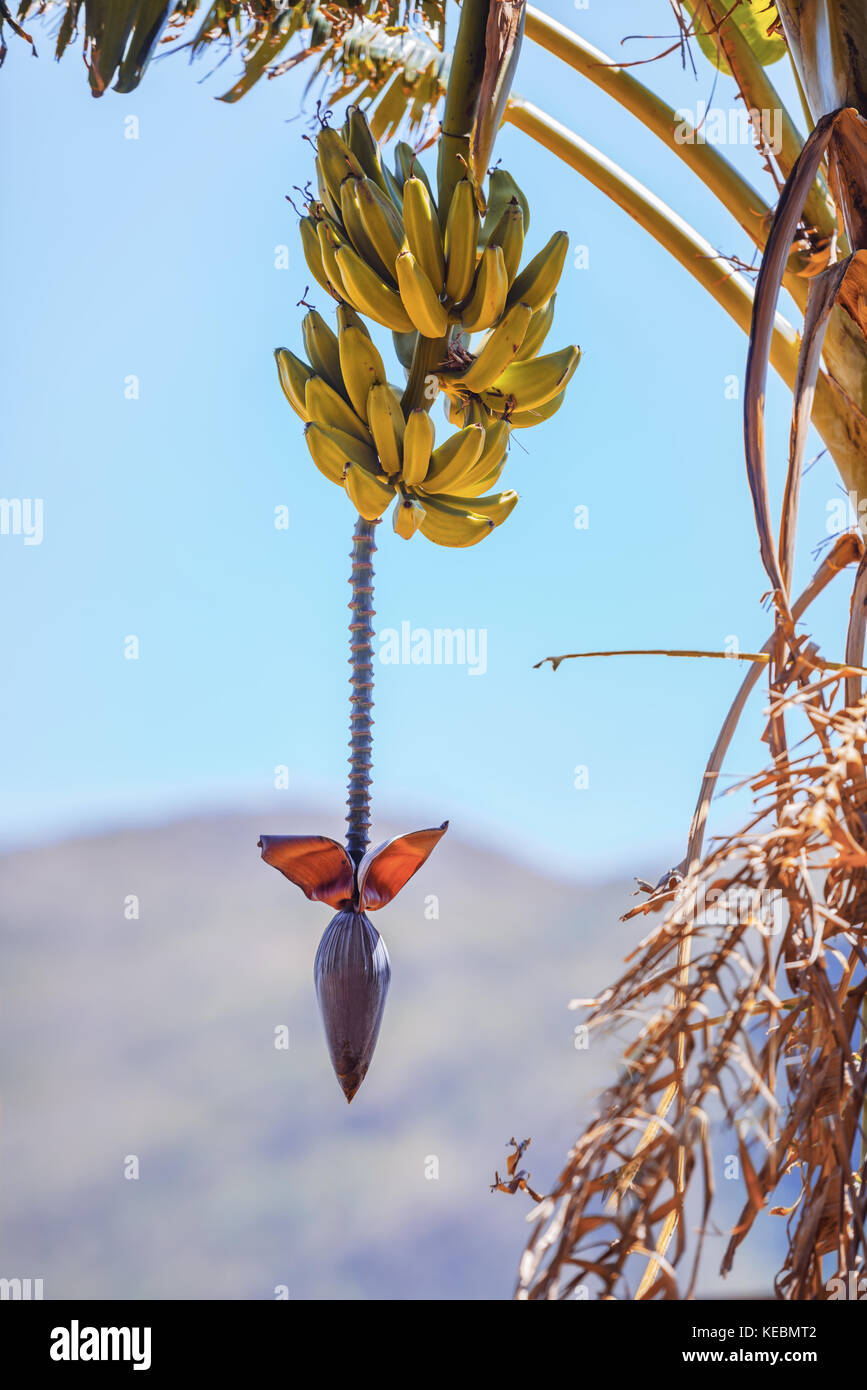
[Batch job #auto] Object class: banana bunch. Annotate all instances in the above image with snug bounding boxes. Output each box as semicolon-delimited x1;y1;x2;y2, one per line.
281;109;582;545
299;112;578;404
276;307;517;548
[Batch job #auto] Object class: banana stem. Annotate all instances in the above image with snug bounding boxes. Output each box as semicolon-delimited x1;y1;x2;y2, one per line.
504;96;867;497
523;6;812;309
402;333;449;415
700;0;838;240
437;0;490;222
346;515;378;866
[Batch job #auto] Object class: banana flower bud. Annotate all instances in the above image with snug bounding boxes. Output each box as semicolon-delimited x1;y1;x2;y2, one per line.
259;822;447;1101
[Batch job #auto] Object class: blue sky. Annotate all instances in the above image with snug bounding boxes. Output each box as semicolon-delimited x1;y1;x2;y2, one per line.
0;1;850;878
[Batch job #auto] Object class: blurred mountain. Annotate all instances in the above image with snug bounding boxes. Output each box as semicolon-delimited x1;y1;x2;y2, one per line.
0;810;775;1299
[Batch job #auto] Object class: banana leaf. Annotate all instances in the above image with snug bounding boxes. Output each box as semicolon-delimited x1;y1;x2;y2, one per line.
681;0;786;73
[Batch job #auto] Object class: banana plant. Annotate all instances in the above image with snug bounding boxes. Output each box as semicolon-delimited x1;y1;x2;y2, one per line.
258;2;578;1101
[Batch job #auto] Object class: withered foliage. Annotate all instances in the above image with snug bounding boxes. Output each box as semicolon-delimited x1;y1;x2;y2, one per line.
2;1;446;124
516;675;867;1300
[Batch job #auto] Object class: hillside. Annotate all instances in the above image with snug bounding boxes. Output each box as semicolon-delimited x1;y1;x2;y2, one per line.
0;809;773;1299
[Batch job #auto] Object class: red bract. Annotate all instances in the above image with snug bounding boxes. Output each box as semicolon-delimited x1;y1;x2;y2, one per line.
258;823;447;1100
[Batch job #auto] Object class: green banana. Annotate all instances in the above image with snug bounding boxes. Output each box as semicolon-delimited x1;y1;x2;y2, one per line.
367;382;406;477
340;178;393;282
344;107;391;198
394;142;434;200
402;177;445;293
335;245;414;333
344;462;396;520
338;325;386;419
392;329;418;372
422;424;486;493
444;180;479;305
486;199;525;284
452;301;532;392
481;168;531;242
355;177;404;278
484;345;581;412
417;495;495;548
515;295;556;360
305;375;372;444
458;245;508;333
396;249;449;339
393;495;426;539
506;230;569;311
305;422;379;484
275;348;314;421
302;310;345;398
402;408;435;486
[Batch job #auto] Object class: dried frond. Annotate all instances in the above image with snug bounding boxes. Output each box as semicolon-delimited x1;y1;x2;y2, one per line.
517;681;867;1300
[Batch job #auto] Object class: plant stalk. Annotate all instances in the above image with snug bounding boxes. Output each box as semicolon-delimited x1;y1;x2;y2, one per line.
346;515;378;866
437;0;490;221
505;95;867;499
401;333;450;415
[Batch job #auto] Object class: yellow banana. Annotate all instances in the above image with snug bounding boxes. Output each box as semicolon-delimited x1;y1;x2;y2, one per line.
305;423;379;484
402;408;435;486
458;245;508;333
396;250;449;339
367;382;406;477
430;488;518;526
402;177;445;293
355;177;404;278
316;220;347;297
344;462;396;521
417;495;495;548
315;157;341;223
335;244;414;333
336;303;371;339
476;418;511;471
509;387;567;429
430;492;514;528
506;230;569;311
316;127;363;208
275;349;314;421
338;326;386;419
340;178;393;282
484;345;580;412
305;375;372;444
300;216;337;300
302;310;345;398
448;456;508;498
515;295;556;361
393;495;426;539
453;301;532;392
444;179;479;305
486;199;524;283
422;423;486;493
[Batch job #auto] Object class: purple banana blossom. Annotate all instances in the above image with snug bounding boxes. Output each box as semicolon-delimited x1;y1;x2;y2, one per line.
259;516;447;1101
